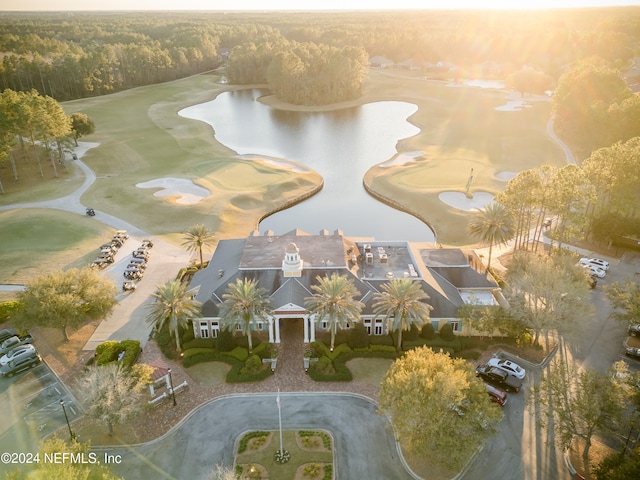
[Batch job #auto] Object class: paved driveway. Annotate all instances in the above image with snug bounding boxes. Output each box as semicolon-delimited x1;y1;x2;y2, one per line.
0;360;80;459
100;393;417;480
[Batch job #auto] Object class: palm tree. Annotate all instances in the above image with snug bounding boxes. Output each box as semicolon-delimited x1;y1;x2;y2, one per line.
305;273;364;352
372;278;433;354
467;202;515;273
182;223;216;268
219;278;273;353
147;279;201;352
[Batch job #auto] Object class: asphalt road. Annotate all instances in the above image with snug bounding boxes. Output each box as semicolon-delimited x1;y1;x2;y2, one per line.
99;393;417;480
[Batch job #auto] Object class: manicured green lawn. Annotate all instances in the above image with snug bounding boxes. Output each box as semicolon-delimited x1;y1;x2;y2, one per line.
185;361;231;385
235;430;333;479
346;357;393;386
0;209;114;283
0;69;568;279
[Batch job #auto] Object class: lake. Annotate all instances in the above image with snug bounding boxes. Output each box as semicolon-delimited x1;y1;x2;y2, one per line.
179;89;435;242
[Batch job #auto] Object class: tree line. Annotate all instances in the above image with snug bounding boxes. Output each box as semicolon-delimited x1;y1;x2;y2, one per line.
1;9;637;103
0;88;94;193
492;137;640;252
228;40;369;105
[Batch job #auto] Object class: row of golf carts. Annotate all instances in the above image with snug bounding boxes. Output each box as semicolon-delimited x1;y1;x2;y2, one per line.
90;230;130;269
122;239;154;292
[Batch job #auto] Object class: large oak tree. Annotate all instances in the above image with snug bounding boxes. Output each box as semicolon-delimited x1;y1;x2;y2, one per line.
379;346;502;470
17;267;117;341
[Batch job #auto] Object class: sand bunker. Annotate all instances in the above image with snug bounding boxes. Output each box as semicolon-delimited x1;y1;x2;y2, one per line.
236;154;309;173
380;151;423;168
495;171;519;181
136;178;210;205
495;100;532;112
439;191;494;211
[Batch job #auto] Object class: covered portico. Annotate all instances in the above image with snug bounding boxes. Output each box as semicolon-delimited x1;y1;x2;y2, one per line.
269;303;316;344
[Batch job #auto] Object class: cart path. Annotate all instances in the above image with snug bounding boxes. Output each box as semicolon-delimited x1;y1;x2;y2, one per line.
0;142;190;348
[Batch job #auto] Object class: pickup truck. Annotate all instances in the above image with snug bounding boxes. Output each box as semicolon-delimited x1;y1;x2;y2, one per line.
0;335;33;356
476;364;523;393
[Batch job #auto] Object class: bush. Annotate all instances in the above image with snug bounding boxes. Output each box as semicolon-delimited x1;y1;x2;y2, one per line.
234;334;262;351
181;350;273;382
329;343;352;360
217;328;235;352
439;323;455;341
181;326;195;344
421;323;435;340
250;340;274;358
242;354;263;374
225;346;249;362
370;344;397;353
401;338;430;349
348;322;370;349
453;350;481;360
155;323;175;360
307;354;353;382
182;347;216;358
183;337;217;350
314;356;334;374
369;334;394;346
95;340;140;368
96;341;119;365
310;341;331;358
238;431;270;454
182;351;218;367
0;301;20;322
119;340;141;366
315;330;349;348
422;335;462;352
404;324;420;341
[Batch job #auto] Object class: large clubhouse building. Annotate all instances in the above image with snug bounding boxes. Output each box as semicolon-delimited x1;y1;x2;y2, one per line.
189;229;506;343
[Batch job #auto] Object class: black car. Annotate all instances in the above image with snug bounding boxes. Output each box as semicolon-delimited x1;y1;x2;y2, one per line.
476;364;523;393
0;350;41;377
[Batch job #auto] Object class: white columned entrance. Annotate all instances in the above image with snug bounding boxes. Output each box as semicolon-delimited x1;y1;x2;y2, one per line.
272;303;309;344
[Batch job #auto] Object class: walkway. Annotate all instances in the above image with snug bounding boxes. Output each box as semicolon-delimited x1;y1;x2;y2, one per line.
0;142;190;349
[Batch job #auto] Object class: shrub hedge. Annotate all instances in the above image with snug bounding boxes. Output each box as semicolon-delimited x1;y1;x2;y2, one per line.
369;334;394;346
420;323;435;340
225;346;249;362
348;322;370;349
183;337;216;350
182;351;217;367
155;323;175;360
439;323;455;341
238;431;270;454
183;347;216;358
181;351;273;383
0;301;20;322
216;329;235;352
95;339;140;368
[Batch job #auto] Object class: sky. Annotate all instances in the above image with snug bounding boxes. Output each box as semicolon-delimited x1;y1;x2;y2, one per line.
1;0;639;11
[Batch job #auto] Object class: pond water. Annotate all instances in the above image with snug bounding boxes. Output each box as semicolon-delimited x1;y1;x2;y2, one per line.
179;89;435;241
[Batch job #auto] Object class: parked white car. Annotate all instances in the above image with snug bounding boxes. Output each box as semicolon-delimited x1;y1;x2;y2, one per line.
487;357;526;379
579;257;610;271
580;264;606;278
0;344;36;366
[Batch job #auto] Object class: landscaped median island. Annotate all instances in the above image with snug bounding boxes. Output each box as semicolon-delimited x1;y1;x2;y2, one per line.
235;430;333;480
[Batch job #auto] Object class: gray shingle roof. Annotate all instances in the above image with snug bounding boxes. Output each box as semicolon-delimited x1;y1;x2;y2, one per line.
189;231;498;320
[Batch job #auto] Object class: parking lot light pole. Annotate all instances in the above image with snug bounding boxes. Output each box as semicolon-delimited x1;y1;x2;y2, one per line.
60;399;75;441
168;368;177;406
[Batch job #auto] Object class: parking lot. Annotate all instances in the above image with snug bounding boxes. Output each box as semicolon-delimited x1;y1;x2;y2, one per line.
0;359;81;458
